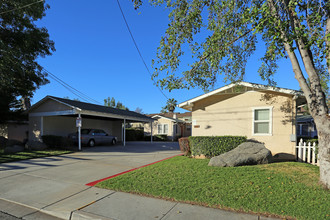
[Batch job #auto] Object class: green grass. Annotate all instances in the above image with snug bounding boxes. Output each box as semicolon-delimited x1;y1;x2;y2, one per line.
97;156;329;220
0;149;73;163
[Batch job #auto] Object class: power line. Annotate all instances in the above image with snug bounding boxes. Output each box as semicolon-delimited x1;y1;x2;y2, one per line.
42;68;102;105
115;0;169;100
0;0;44;15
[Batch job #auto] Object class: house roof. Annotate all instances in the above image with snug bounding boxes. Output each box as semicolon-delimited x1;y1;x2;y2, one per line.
150;114;185;123
28;96;154;122
147;112;191;118
297;115;314;123
178;81;305;111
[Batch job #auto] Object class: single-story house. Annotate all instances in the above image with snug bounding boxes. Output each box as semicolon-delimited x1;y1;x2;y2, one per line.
144;112;192;141
296;115;317;138
27;96;154;148
178;82;306;160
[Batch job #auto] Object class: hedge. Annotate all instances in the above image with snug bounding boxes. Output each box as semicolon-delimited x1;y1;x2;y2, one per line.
126;128;144;141
42;135;74;149
144;134;168;141
188;136;247;158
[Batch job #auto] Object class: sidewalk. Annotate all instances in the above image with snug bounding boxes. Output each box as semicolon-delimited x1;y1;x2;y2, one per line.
0;189;278;220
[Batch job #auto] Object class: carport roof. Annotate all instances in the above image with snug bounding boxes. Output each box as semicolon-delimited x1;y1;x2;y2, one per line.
29;96;154;122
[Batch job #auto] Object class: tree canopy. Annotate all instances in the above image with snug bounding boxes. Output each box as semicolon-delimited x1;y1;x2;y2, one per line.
0;0;55;123
161;98;177;113
104;97;129;110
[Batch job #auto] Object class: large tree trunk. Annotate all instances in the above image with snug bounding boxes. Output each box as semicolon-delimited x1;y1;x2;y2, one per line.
314;116;330;189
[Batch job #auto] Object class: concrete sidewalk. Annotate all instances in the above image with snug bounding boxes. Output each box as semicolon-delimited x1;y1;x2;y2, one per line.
0;142;279;220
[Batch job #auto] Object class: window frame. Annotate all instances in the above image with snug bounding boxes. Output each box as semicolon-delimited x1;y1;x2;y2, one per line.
252;106;273;136
157;124;169;134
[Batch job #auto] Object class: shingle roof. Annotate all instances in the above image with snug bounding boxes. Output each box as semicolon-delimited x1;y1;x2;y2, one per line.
31;96;153;122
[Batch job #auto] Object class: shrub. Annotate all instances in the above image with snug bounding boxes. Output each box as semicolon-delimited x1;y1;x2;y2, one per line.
42;135;74;149
188;136;247;158
178;137;190;156
126;128;144;141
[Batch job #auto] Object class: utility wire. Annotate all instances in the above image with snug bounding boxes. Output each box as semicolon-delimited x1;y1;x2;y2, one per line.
43;68;102;105
0;0;44;15
115;0;169;100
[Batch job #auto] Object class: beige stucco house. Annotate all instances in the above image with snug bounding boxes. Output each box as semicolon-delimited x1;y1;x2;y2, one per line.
28;96;154;146
144;112;192;141
178;82;306;160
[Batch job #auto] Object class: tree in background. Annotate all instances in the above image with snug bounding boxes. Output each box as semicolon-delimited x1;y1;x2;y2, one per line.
104;97;129;110
134;107;144;114
0;0;55;123
134;0;330;188
161;98;177;113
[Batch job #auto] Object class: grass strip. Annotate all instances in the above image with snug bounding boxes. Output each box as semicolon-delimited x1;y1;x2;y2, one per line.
97;156;329;220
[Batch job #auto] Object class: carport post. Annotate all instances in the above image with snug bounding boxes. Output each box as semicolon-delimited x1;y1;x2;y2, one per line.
78;114;81;151
123;119;126;146
150;122;153;143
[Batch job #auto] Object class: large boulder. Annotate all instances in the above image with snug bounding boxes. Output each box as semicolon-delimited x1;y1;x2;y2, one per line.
208;142;272;167
4;145;24;154
25;140;48;151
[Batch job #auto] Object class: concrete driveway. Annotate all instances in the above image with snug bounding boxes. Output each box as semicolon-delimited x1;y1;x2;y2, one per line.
0;142;182;219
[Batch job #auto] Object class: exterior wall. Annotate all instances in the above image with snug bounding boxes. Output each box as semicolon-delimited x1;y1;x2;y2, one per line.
144;118;179;140
29;115;123;142
31;99;72;113
7;123;29;142
29;116;42;141
192;91;296;159
43;116;123;141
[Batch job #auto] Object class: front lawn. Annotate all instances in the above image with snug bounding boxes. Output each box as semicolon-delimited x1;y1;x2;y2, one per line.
97;156;329;220
0;149;73;163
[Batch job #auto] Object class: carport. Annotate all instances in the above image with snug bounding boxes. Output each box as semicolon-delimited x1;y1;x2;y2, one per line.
28;96;155;150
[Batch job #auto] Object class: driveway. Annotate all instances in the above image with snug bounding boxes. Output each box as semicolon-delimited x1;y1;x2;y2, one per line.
0;142;181;219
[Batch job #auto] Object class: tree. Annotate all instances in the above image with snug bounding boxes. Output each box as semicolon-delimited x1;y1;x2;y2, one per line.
134;107;144;114
0;0;55;123
135;0;330;188
104;97;129;110
161;98;177;113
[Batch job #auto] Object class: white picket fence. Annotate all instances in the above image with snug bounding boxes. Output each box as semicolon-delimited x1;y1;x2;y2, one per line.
296;139;319;166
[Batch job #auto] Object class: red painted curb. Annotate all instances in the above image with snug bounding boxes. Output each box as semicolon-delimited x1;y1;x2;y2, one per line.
86;153;184;186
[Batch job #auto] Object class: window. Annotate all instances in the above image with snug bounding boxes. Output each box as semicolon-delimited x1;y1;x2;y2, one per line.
253;107;272;135
157;124;168;134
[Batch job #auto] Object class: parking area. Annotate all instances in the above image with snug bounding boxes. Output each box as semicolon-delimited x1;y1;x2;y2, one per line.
0;142;181;219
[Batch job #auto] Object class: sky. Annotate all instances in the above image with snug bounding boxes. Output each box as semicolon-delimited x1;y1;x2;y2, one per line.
32;0;301;114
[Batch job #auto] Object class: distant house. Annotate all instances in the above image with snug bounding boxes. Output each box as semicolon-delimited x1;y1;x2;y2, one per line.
296;115;317;138
178;82;306;160
143;112;192;141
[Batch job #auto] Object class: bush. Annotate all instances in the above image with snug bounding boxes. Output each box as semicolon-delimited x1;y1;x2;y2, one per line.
126;128;144;141
144;135;168;141
188;136;247;158
178;137;190;156
42;135;74;149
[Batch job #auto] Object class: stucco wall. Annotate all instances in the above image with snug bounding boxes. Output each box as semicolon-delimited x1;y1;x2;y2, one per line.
29;115;123;142
43;116;123;140
192;91;296;159
29;116;42;141
31;99;72;113
7;123;29;142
